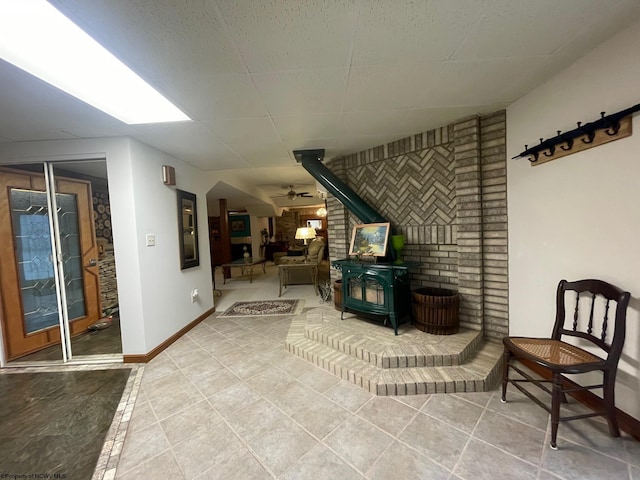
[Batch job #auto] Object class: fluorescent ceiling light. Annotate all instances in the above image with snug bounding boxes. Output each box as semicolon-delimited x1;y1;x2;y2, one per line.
0;0;190;124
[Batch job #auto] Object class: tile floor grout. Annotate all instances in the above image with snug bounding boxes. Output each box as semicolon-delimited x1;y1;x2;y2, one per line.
110;265;639;480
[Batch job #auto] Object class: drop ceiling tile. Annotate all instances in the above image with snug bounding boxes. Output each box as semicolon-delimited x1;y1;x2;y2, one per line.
344;64;443;111
285;136;399;159
339;110;417;137
453;0;624;60
131;122;243;167
52;0;246;78
209;117;281;145
230;142;293;167
154;74;268;121
252;69;347;115
187;155;251;171
351;0;484;66
217;0;358;72
397;106;498;134
272;113;344;141
553;0;640;57
429;56;576;107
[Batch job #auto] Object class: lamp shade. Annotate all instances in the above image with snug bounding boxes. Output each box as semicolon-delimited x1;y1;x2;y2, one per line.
295;227;316;241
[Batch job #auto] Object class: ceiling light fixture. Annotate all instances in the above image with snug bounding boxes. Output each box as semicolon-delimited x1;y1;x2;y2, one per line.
0;1;191;125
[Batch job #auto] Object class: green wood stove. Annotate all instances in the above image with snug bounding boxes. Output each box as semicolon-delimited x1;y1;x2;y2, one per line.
332;259;420;335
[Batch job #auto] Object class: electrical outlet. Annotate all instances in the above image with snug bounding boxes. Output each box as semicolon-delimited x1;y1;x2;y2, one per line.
146;234;156;246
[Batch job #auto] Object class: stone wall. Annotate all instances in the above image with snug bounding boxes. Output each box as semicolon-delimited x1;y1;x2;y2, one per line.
92;188;118;312
275;207;323;248
98;249;118;310
327;110;507;341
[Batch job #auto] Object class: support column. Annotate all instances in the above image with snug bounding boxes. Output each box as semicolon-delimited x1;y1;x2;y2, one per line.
219;199;232;280
454;116;484;331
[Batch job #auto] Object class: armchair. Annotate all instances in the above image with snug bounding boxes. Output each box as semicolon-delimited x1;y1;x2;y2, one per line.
279;237;325;265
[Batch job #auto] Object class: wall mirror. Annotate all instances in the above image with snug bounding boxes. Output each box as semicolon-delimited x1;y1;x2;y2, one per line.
177;189;199;269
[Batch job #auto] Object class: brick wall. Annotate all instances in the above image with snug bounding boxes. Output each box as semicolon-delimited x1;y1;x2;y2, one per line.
326;111;508;341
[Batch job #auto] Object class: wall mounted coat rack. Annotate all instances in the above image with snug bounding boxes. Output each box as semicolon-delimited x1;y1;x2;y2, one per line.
513;103;640;166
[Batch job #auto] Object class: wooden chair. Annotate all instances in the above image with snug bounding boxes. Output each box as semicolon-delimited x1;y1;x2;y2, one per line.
501;279;631;449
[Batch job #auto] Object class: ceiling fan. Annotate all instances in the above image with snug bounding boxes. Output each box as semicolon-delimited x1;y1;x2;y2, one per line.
274;185;314;200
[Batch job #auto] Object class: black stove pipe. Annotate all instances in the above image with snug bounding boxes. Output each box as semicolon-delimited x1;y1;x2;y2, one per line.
294;149;387;224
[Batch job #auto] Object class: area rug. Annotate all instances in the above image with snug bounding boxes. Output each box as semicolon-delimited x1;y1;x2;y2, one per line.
219;299;304;317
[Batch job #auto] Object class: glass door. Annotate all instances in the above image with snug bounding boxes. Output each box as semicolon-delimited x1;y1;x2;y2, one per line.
0;163;112;363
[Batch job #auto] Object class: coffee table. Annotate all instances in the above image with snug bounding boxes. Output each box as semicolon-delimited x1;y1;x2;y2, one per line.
221;257;267;284
278;262;319;297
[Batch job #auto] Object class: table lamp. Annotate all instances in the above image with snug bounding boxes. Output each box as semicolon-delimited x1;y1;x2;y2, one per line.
295;227;316;261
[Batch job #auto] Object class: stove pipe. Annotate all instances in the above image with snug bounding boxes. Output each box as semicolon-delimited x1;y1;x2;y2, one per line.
294;149;387;224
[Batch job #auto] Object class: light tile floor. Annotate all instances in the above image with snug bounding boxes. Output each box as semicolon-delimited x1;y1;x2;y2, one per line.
115;265;640;479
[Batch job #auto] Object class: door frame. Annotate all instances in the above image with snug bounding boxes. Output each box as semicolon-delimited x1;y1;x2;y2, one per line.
0;164;103;363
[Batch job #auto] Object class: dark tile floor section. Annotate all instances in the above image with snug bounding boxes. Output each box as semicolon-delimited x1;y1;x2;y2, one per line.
11;318;123;363
0;368;131;479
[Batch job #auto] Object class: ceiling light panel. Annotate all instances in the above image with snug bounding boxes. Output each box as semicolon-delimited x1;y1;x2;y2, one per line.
0;0;190;124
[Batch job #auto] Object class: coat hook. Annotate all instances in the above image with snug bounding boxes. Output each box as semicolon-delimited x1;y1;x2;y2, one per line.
557;130;573;151
602;112;621;136
577;122;595;144
605;122;620;136
543;144;556;157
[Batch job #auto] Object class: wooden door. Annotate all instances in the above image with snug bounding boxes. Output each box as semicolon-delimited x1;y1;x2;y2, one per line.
0;168;101;360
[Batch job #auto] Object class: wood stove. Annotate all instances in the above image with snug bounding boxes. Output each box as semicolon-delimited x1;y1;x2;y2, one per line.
332;259;418;335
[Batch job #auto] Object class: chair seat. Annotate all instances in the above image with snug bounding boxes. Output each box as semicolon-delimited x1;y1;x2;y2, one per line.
505;337;603;370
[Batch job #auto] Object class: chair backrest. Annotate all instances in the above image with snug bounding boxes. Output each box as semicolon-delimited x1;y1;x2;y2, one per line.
553;279;631;366
307;237;325;257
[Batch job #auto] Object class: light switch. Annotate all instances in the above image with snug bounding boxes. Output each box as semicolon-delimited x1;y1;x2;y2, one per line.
146;234;156;246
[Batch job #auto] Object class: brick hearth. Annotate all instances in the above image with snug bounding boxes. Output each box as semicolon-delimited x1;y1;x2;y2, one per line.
286;306;503;396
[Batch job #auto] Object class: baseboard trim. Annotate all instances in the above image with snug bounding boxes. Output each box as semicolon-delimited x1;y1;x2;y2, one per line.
123;307;215;364
522;359;640;441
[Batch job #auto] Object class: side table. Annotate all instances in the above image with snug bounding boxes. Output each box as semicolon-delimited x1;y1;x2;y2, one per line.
278;263;319;297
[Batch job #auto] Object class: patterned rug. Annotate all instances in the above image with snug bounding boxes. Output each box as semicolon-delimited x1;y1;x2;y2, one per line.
218;299;305;317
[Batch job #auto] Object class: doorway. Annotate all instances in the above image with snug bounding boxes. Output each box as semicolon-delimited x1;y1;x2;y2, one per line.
0;162;122;364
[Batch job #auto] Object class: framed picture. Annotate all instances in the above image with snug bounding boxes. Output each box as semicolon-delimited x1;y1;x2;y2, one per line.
229;214;251;237
349;222;390;257
231;218;246;232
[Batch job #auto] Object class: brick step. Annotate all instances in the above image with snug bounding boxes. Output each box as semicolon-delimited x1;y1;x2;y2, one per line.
285;307;503;396
305;322;482;368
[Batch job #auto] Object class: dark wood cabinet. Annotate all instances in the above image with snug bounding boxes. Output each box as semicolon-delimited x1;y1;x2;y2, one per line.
332;259;419;335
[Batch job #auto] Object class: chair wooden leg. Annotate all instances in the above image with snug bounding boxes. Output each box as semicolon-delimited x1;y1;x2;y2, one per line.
603;370;620;437
501;349;510;403
550;373;563;450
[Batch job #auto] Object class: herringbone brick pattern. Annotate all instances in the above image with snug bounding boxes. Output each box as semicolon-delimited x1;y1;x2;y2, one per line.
346;145;456;228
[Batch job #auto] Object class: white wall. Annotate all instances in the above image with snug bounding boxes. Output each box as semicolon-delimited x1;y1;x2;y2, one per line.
508;20;640;419
127;140;214;353
0;137;214;357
